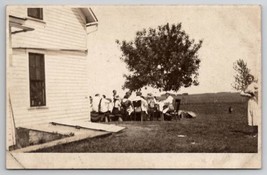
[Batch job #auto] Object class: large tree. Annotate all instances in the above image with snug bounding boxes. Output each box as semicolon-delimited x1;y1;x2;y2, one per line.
232;59;251;91
116;23;203;92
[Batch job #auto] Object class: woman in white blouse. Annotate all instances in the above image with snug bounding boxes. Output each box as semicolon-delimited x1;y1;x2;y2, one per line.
240;74;259;137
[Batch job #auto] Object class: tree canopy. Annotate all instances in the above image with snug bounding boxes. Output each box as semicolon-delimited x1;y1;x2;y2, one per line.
232;59;251;91
116;23;203;92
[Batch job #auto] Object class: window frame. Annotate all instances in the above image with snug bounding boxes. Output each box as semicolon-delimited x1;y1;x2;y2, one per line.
28;53;46;107
27;8;43;20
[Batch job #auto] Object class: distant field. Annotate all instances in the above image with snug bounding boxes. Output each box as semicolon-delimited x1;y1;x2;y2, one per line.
162;92;248;114
36;99;257;153
160;92;248;104
174;92;248;115
180;102;247;115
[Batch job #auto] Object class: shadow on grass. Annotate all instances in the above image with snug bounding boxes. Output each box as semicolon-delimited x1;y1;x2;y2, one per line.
230;129;252;135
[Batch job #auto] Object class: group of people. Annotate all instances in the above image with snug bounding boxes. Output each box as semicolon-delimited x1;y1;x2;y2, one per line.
89;90;176;122
89;73;259;137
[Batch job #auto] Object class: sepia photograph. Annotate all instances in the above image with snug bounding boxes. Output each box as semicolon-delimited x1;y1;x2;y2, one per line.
6;5;261;169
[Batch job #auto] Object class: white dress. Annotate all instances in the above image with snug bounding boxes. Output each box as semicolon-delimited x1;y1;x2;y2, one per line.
158;96;174;113
131;96;148;114
244;82;259;126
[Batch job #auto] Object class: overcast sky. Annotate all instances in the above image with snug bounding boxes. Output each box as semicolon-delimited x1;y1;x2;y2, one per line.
86;5;261;97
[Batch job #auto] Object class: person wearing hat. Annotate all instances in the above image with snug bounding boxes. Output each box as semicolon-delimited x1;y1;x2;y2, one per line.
240;74;259;137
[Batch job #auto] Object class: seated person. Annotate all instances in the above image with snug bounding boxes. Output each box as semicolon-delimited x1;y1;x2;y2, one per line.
158;93;174;113
99;95;111;113
99;95;112;122
155;93;175;120
91;94;111;122
121;92;133;121
91;94;101;112
131;91;148;121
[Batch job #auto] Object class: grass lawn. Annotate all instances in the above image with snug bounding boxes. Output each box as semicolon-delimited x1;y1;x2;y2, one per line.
36;104;258;153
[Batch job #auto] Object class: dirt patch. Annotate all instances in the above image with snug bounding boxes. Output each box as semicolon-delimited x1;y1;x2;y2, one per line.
14;127;68;150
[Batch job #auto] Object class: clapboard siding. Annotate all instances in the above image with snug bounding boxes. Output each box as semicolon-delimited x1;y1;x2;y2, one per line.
8;6;27;18
10;49;90;127
9;50;29;113
9;7;87;50
8;7;92;127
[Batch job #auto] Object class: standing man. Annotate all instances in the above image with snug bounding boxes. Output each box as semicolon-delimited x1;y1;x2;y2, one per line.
112;90;117;102
112;95;123;121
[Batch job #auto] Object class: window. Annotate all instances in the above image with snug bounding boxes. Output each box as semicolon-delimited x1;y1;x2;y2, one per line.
27;8;43;20
29;53;46;107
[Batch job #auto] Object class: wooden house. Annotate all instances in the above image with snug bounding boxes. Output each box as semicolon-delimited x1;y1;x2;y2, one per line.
7;6;98;147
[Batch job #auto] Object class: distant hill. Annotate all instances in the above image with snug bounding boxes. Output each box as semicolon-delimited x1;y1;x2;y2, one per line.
159;92;247;104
